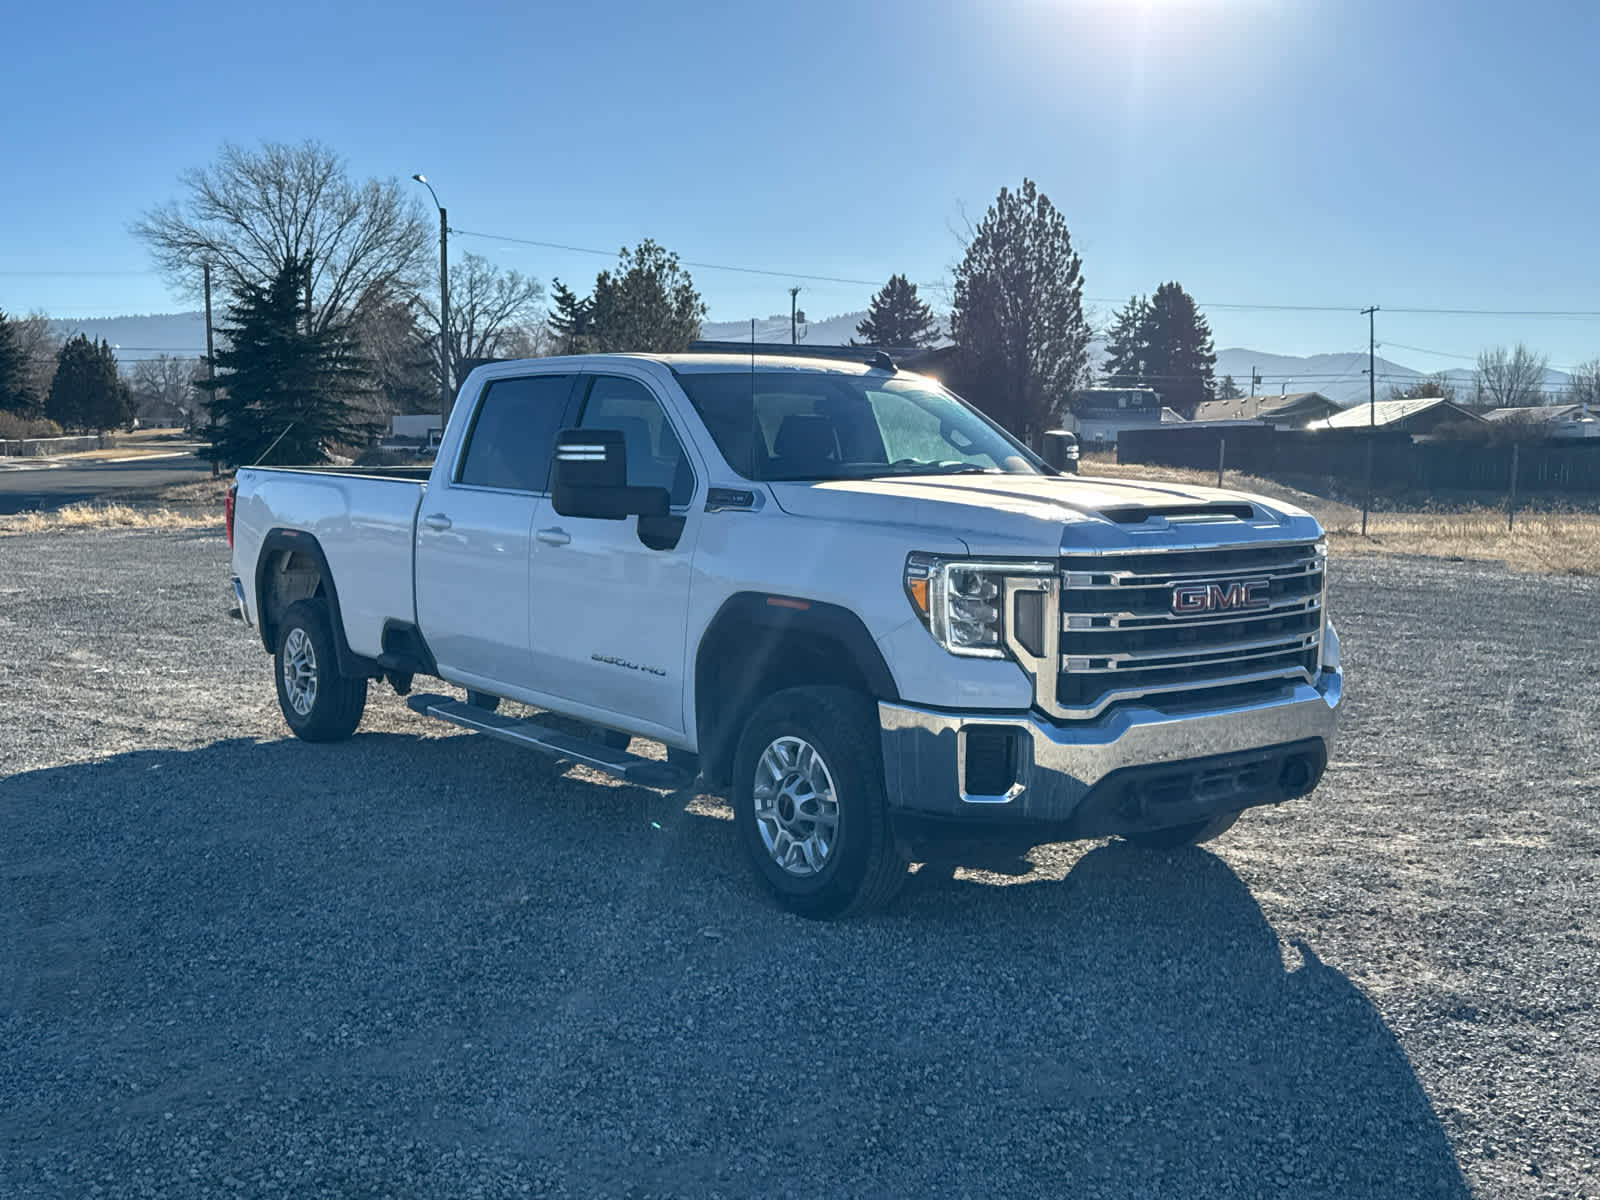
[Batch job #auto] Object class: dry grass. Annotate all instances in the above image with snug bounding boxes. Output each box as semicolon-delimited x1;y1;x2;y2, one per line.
1079;454;1600;576
0;502;221;536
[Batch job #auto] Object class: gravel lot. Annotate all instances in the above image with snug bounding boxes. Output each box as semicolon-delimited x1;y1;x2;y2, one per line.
2;529;1596;1198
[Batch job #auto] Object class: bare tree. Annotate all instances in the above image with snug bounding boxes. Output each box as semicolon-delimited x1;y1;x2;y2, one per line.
1566;358;1600;412
134;140;430;334
413;252;545;382
1474;343;1550;408
12;311;61;405
127;354;203;427
1388;372;1458;403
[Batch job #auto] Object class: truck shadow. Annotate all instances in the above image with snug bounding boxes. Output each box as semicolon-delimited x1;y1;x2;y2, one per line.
1;732;1468;1199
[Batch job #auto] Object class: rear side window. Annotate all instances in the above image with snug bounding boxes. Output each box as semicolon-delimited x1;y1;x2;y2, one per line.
577;375;695;506
456;375;572;492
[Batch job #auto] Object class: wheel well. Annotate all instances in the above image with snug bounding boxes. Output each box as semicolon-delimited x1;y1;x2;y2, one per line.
694;601;896;789
258;548;326;651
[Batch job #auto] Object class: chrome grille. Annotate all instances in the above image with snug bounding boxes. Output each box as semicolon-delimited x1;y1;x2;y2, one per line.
1052;540;1324;716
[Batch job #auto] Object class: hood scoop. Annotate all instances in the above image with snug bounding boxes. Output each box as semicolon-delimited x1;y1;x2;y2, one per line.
1099;502;1257;525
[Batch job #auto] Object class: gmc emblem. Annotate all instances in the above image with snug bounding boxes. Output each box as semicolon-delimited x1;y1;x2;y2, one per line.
1172;577;1271;615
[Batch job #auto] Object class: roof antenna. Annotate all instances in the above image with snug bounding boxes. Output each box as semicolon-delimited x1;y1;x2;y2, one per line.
869;350;895;373
749;319;758;478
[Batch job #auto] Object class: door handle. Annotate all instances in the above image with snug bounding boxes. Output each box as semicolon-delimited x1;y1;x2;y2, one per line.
422;513;453;531
536;526;571;546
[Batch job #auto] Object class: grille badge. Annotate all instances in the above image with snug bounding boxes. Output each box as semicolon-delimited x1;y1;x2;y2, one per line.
1171;577;1271;615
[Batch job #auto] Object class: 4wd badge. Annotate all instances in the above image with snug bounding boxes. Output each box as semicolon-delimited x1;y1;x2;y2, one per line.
1171;578;1271;615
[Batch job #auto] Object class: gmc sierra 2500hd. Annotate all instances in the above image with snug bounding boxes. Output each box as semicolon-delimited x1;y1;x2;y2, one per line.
227;347;1342;916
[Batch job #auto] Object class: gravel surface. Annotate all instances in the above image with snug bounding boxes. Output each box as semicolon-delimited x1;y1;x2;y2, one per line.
1;529;1596;1198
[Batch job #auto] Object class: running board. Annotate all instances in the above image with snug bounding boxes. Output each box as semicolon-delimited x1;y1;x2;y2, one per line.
406;693;694;789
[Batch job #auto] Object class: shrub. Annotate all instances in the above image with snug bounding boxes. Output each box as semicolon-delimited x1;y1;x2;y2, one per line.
0;413;65;441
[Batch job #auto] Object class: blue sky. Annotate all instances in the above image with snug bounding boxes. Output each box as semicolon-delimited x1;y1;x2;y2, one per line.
2;0;1596;376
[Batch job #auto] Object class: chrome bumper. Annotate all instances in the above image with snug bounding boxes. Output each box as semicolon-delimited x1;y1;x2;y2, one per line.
229;576;251;625
878;666;1341;835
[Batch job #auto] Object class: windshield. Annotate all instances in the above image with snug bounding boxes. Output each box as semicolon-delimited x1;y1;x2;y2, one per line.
674;369;1044;482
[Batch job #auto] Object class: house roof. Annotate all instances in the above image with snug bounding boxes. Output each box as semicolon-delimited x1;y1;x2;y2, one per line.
1306;397;1484;430
1480;404;1584;423
1190;392;1339;423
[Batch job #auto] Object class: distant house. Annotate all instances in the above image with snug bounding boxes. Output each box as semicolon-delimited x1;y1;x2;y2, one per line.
1305;397;1484;435
1480;404;1600;438
1190;392;1342;427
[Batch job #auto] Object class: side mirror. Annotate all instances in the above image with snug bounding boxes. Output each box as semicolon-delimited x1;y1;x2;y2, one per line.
1041;429;1080;473
550;429;670;520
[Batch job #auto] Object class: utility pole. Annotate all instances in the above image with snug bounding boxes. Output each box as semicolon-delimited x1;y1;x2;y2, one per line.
1361;305;1380;536
789;287;801;345
203;262;217;476
1250;366;1262;396
412;174;451;427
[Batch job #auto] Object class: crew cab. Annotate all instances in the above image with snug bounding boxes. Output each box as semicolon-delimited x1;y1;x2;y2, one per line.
226;348;1342;916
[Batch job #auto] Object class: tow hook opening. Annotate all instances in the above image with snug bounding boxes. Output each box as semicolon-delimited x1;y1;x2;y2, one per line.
1278;753;1317;798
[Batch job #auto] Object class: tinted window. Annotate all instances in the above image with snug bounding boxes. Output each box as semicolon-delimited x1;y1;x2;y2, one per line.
676;370;1040;482
456;374;572;492
578;375;695;506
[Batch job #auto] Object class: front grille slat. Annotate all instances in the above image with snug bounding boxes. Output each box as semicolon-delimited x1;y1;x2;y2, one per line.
1052;541;1324;716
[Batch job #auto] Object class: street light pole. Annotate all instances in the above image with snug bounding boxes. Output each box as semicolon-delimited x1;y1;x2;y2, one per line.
412;174;451;428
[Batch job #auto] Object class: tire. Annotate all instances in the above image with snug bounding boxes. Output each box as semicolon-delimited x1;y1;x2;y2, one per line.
1121;810;1241;850
465;690;501;712
274;599;367;742
732;686;906;918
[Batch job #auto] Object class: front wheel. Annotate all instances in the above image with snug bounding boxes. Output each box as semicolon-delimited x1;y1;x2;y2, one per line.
732;687;906;918
274;599;367;742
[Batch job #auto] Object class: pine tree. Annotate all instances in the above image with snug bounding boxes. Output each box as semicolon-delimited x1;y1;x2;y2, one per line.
587;241;706;353
853;274;940;347
547;278;594;354
202;256;374;466
1142;282;1216;418
0;310;35;416
949;179;1090;439
46;335;134;432
1101;296;1151;388
1216;374;1243;400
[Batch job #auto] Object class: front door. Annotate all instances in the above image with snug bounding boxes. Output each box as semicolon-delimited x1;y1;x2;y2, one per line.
415;372;578;688
527;372;702;734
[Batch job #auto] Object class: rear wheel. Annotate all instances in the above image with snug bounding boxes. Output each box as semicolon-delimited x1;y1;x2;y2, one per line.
1122;810;1241;850
274;599;367;742
732;687;906;918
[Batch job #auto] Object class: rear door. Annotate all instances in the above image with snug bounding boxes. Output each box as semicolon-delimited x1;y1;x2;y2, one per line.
415;372;579;687
527;371;703;733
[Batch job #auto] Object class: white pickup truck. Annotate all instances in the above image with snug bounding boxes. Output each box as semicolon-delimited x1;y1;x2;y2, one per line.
227;348;1341;916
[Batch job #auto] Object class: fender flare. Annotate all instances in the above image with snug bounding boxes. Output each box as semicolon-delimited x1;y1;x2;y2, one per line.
694;593;899;783
253;528;364;676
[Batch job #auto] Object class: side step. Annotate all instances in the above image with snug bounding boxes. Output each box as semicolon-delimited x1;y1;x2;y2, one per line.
406;693;694;790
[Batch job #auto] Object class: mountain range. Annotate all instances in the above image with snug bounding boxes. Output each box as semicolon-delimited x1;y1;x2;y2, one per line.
51;310;1572;408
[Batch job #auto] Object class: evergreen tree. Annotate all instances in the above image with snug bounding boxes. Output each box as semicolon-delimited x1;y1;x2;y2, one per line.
1142;282;1216;418
1101;296;1151;388
202;256;374;466
0;310;35;416
949;179;1090;440
46;335;134;432
852;274;940;347
547;278;594;354
1216;374;1243;400
587;240;706;353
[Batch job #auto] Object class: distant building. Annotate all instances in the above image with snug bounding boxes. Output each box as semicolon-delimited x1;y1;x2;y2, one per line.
1191;392;1342;427
1063;388;1167;446
1480;404;1600;438
1305;397;1484;435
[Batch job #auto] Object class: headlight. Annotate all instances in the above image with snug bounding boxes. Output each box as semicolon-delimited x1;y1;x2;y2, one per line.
905;553;1055;659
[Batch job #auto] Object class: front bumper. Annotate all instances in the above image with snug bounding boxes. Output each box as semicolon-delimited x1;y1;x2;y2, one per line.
878;665;1341;848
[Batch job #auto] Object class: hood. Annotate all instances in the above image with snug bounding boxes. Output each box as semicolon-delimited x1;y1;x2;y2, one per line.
766;473;1318;557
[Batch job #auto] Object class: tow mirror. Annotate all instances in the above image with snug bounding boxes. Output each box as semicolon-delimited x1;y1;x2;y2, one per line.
550;429;670;520
1041;429;1080;474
